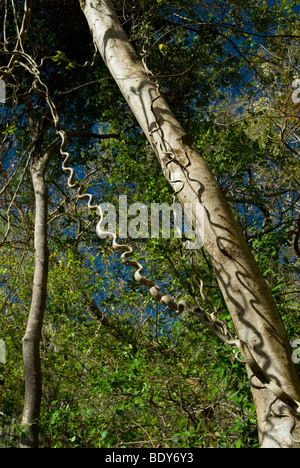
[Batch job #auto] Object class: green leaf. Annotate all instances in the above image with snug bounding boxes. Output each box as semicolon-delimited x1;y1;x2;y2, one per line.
236;438;243;448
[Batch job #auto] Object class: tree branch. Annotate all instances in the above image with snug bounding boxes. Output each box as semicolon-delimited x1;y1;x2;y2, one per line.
293;214;300;259
68;131;120;140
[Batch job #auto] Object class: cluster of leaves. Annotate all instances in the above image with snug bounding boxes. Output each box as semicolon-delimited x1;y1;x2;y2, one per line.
0;248;257;448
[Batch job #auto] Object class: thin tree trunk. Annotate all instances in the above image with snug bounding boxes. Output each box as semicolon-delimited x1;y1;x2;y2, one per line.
80;0;300;447
20;153;49;448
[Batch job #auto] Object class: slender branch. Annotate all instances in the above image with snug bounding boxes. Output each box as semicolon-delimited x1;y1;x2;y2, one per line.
293;214;300;259
173;20;300;40
68;131;120;140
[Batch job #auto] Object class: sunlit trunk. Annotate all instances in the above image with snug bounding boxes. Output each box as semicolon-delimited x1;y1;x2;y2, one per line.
21;154;49;448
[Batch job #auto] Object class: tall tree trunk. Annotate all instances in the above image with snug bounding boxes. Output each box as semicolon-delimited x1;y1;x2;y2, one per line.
79;0;300;447
20;153;49;448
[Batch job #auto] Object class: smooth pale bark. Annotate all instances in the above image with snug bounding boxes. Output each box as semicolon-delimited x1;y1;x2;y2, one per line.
79;0;300;447
20;154;49;448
